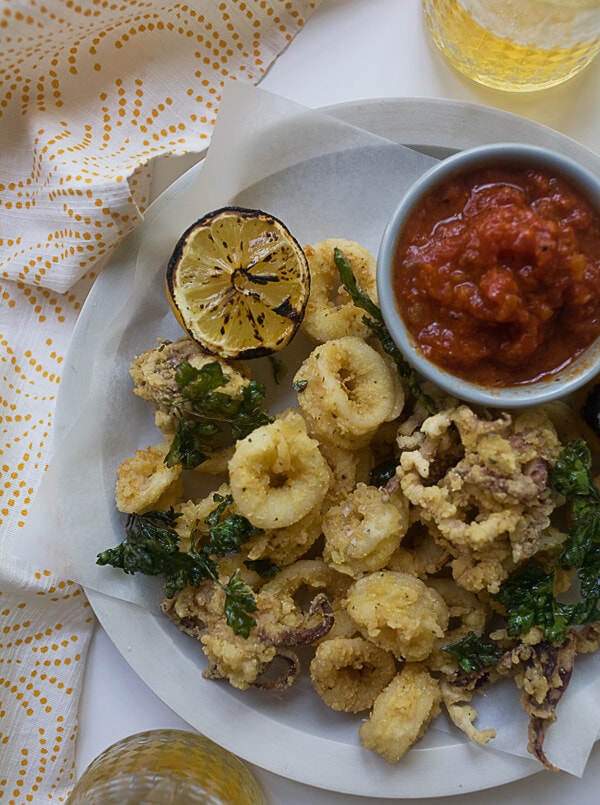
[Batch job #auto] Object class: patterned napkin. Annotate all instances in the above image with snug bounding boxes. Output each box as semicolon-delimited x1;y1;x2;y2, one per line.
0;1;321;801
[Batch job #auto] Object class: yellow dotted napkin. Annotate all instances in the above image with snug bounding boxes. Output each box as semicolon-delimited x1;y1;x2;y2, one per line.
0;569;95;803
0;0;318;293
0;1;321;801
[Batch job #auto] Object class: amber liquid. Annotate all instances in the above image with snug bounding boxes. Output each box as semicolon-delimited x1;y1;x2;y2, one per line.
66;730;266;805
422;0;600;90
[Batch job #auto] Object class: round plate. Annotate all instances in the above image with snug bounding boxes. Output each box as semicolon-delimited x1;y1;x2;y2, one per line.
66;97;600;798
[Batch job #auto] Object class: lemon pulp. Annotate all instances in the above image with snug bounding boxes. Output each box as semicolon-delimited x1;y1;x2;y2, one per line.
167;207;310;359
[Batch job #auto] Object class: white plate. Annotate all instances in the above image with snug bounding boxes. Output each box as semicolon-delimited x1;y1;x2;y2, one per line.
64;98;600;798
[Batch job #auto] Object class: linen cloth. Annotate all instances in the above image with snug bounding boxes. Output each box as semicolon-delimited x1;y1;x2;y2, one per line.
0;2;321;802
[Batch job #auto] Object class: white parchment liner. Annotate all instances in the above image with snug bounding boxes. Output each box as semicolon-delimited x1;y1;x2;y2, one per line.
16;81;600;778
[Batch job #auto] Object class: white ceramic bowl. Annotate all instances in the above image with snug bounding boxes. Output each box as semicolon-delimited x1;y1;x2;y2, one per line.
377;143;600;408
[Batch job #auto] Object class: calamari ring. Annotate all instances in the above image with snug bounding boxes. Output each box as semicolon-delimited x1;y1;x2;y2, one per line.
345;570;449;662
316;602;361;643
301;239;378;343
229;409;331;529
245;504;323;566
322;483;409;578
260;559;351;607
310;636;396;713
115;442;183;514
359;665;442;762
257;563;346;639
294;336;405;450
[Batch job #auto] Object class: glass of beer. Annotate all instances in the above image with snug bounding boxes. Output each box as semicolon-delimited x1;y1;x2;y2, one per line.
66;729;266;804
422;0;600;91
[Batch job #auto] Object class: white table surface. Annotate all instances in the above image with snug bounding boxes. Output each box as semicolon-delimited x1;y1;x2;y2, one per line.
75;1;600;802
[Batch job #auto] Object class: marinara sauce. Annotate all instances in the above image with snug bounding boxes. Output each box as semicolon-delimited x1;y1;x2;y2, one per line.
393;166;600;386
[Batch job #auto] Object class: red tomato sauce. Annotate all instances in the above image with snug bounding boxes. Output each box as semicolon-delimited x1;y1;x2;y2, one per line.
392;166;600;386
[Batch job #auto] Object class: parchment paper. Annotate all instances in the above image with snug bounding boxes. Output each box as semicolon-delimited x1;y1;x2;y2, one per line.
16;80;600;778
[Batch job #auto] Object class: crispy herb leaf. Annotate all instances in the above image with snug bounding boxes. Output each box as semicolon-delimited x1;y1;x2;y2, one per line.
97;509;219;598
554;440;600;628
443;631;501;673
333;247;437;415
201;492;261;554
552;440;600;569
204;492;232;528
493;562;574;644
165;361;273;469
492;440;600;643
562;504;600;574
97;509;182;577
551;439;600;502
577;541;600;605
268;355;287;385
209;513;263;555
229;382;274;440
97;499;262;636
166;418;220;470
292;379;308;393
222;569;258;638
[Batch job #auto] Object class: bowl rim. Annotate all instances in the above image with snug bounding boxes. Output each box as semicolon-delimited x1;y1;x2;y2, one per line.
376;141;600;408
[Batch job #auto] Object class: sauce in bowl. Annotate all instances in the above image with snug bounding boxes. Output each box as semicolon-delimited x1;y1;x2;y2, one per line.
392;165;600;387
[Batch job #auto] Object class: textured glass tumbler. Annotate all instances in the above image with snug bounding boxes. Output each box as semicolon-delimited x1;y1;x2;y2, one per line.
422;0;600;91
66;730;266;804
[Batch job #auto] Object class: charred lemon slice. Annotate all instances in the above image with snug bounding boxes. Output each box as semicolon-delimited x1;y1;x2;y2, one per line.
166;207;310;360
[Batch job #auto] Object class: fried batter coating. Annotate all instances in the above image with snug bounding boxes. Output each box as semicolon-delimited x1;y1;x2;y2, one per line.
172;483;234;551
294;336;404;450
319;442;373;508
386;522;449;580
165;567;335;691
426;578;487;674
536;399;587;446
164;583;278;690
301;239;378;343
260;559;351;619
244;505;323;567
397;403;563;593
440;680;496;746
118;306;594;771
359;665;442;762
115;442;183;513
229;409;331;529
322;483;409;578
318;602;362;642
201;618;278;691
130;336;250;435
497;634;578;771
345;570;449;662
310;636;396;712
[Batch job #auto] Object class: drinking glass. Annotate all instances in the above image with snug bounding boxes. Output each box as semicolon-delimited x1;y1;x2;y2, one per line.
422;0;600;91
66;729;266;804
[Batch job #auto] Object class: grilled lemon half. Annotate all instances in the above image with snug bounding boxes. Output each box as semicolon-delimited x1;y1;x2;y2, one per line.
166;207;310;360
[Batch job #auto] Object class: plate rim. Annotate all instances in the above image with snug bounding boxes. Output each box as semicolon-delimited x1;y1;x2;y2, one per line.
77;95;600;798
